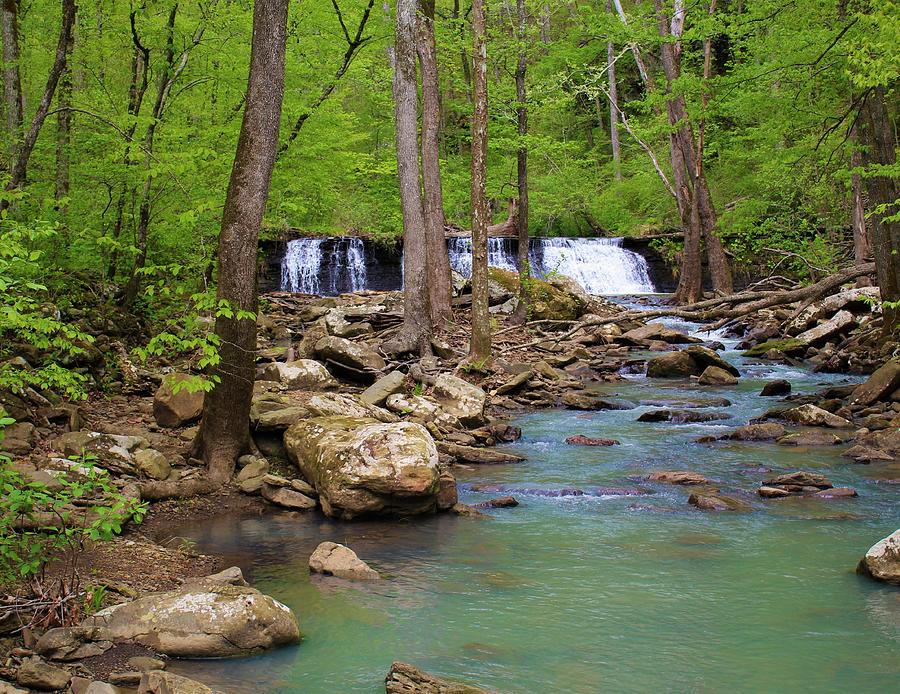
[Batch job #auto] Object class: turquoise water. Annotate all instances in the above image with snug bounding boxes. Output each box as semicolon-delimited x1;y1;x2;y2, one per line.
170;344;900;693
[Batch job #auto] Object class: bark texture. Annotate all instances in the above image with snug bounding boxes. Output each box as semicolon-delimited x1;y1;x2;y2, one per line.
1;0;23;170
192;0;288;484
859;86;900;335
386;0;431;355
469;0;491;361
417;0;451;327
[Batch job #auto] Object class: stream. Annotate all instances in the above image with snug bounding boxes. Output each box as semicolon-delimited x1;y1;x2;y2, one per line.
168;318;900;693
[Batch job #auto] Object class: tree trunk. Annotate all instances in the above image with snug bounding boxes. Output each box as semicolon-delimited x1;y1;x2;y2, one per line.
417;0;451;327
192;0;288;484
850;123;873;286
511;0;529;325
453;0;472;98
1;0;23;171
606;1;620;180
469;0;491;361
859;86;900;336
2;0;76;208
55;17;74;208
384;0;432;355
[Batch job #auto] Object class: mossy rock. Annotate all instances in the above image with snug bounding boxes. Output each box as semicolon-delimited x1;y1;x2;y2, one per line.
742;338;807;357
487;267;585;321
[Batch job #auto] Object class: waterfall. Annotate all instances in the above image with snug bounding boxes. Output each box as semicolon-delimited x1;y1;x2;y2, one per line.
280;238;368;295
279;235;656;295
532;238;655;294
448;236;655;294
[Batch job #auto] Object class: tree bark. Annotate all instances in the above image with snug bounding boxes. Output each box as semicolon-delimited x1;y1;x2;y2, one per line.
858;86;900;336
192;0;288;484
384;0;432;355
417;0;451;327
1;0;23;171
850;123;873;286
606;1;620;180
55;16;75;208
469;0;491;361
2;0;76;208
511;0;530;324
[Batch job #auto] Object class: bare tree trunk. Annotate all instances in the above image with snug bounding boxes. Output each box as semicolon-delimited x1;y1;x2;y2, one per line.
469;0;491;361
417;0;451;327
859;86;900;336
606;1;620;179
511;0;529;325
55;17;75;208
1;0;23;171
850;123;873;286
2;0;76;210
384;0;432;356
192;0;288;484
122;7;203;306
452;0;472;99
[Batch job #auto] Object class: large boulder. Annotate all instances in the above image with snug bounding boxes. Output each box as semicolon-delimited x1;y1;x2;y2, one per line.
284;417;441;520
646;351;701;378
849;360;900;407
81;577;299;657
16;657;71;691
259;360;337;390
52;431;148;474
308;542;379;580
781;404;852;428
795;309;855;346
857;529;900;585
307;392;399;423
684;345;739;376
619;324;699;345
487;267;584;321
431;374;486;427
153;374;204;428
314;336;385;377
698;366;738;385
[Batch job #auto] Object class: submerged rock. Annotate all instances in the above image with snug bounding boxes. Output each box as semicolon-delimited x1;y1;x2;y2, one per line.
285;417;441;520
385;661;490;694
81;576;299;657
688;493;751;512
728;423;786;441
473;496;519;509
646;351;700;378
309;541;379;580
857;529;900;585
637;409;730;424
647;471;710;486
561;391;634;410
565;434;620;446
760;379;791;396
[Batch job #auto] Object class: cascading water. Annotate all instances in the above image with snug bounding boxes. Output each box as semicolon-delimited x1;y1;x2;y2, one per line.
279;236;656;295
533;238;655;294
448;236;655;294
280;238;367;295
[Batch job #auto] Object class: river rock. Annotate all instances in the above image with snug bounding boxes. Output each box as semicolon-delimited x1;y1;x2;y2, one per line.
437;471;459;510
698;366;738;385
760;379;792;396
260;482;317;510
561;391;635;410
314;336;385;374
849;360;900;407
81;577;299;657
285;417;441;519
34;626;112;661
0;681;28;694
252;404;309;431
137;671;215;694
852;429;900;460
153;374;204;428
647;471;710;485
432;374;486;427
309;541;379;580
857;529;900;585
133;449;171;481
565;435;620;446
473;496;519;509
0;422;35;455
776;430;845;446
385;661;489;694
619;324;699;345
306;392;398;423
495;370;532;395
637;409;730;424
780;404;852;428
436;441;525;465
815;487;858;499
795;309;855;346
684;345;740;376
742;339;807;357
52;431;147;474
728;423;786;441
688;493;751;512
760;471;832;496
16;657;71;691
259;360;337;390
360;370;406;406
646;351;700;378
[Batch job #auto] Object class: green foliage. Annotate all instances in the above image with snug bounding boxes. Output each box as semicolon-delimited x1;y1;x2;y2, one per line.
0;421;147;588
0;220;92;399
